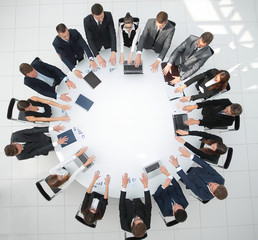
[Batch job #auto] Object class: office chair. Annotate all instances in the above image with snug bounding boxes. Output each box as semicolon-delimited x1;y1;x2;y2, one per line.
7;98;28;123
217;147;233;169
75;204;97;228
204;115;240;132
118;17;140;27
124;231;148;240
203;82;231;100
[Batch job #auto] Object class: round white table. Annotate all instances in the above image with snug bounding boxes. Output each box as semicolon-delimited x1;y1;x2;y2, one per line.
50;49;203;198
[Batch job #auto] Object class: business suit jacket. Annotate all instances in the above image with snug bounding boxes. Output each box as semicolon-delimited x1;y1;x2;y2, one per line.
168;35;213;80
185;68;224;101
184;131;223;164
177;155;225;201
10;127;54;160
197;98;235;129
52;29;94;71
119;190;152;233
137;19;175;60
83;11;116;56
153;178;188;217
24;58;67;99
81;192;108;219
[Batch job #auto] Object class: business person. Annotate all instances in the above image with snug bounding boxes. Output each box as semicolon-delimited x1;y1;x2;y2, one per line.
175;130;227;164
119;12;141;65
81;171;110;225
83;3;116;68
183;98;243;129
119;173;151;238
162;32;214;84
17;96;71;122
134;11;175;72
48;147;95;190
170;147;228;202
4;124;67;160
175;68;230;101
153;166;188;222
20;57;76;102
53;23;98;79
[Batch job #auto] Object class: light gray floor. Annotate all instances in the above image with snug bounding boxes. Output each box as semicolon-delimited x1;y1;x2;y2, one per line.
0;0;258;239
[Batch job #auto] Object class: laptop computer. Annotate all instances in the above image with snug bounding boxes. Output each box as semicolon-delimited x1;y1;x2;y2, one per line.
172;113;189;134
124;61;143;74
75;94;94;111
57;129;77;148
143;161;162;179
83;71;102;89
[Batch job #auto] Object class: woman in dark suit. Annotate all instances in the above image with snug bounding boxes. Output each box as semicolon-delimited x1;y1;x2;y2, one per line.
81;171;110;225
175;68;230;101
17;96;71;122
175;129;227;164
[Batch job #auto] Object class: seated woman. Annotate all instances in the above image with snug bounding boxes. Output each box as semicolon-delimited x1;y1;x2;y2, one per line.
81;171;110;225
17;96;71;122
175;69;230;102
175;130;227;164
48;147;95;190
119;12;141;64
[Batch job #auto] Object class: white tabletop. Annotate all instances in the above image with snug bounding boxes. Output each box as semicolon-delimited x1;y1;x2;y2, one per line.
50;49;203;198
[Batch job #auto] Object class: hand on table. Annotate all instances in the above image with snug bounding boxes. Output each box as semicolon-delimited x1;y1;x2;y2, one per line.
57;136;68;145
180;96;189;103
61;104;71;111
75;146;88;157
171;76;181;85
74;69;83;79
60;93;71;102
176;129;189;136
134;54;142;68
183;105;197;112
169;155;179;168
85;155;95;167
179;146;191;158
175;135;186;144
150;60;160;72
162;64;171;75
53;123;65;132
175;85;186;93
89;60;98;71
184;118;199;126
97;54;106;68
119;53;124;64
59;115;70;122
109;51;116;66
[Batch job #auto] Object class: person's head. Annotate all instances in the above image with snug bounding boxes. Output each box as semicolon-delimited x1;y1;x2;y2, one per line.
201;139;227;156
224;104;243;116
173;203;187;222
91;3;104;22
4;143;23;157
123;12;134;32
56;23;70;41
156;11;168;30
19;63;37;78
47;174;70;188
197;32;214;48
131;218;146;238
209;70;230;91
17;100;31;112
209;182;228;200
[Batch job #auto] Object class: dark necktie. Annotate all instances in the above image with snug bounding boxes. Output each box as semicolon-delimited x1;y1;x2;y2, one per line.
98;21;102;29
152;30;160;47
189;47;198;58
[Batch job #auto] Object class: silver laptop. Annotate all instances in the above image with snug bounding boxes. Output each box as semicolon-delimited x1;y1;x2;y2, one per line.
143;161;162;179
124;61;143;74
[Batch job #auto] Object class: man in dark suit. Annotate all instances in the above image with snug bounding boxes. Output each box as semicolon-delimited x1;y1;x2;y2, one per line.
170;147;228;202
134;11;175;72
53;23;98;79
119;173;151;238
20;58;76;102
163;32;214;84
183;98;243;129
83;3;116;68
153;166;188;222
4;124;67;160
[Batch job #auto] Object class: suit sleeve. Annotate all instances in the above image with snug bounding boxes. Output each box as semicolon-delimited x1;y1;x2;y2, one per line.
84;17;99;56
81;192;91;211
184;141;213;161
190;89;218;101
119;191;130;231
42;61;66;80
137;20;151;52
184;71;206;87
99;197;108;219
107;13;117;52
75;30;94;59
153;185;165;215
158;26;175;60
197;99;231;110
188;131;223;142
144;190;152;229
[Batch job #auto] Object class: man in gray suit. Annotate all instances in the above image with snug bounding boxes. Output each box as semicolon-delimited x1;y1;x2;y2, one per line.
162;32;214;85
134;11;175;72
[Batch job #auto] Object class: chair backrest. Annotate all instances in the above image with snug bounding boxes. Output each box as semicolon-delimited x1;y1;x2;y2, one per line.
219;147;233;169
75;204;97;228
7;98;28;123
124;231;147;240
234;115;240;130
36;176;62;201
168;20;176;27
118;17;140;27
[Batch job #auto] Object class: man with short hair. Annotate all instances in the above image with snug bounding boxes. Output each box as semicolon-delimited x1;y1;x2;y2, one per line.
153;166;188;223
183;98;243;129
4;124;67;160
83;3;116;68
163;32;214;84
134;11;175;72
119;173;152;238
53;23;98;79
20;57;76;102
170;147;228;202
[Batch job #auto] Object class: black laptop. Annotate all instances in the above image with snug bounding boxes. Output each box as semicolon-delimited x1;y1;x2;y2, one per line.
172;113;189;134
124;61;143;74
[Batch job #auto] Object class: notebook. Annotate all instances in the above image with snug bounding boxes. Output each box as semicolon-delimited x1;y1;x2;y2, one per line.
172;113;189;134
124;61;143;74
161;62;180;84
143;161;162;179
57;129;77;148
75;94;94;111
83;71;101;89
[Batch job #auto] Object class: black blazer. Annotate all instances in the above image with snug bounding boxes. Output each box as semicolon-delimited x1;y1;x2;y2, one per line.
10;127;54;160
52;29;94;71
119;190;152;233
25;99;52;118
24;58;67;99
81;192;108;219
197;99;235;129
185;68;223;101
184;131;223;164
83;11;116;56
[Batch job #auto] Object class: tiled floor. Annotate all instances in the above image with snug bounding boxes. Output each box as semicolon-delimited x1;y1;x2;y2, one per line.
0;0;258;239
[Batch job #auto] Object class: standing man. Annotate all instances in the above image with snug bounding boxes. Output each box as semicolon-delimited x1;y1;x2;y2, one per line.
119;173;152;238
83;3;116;68
153;166;188;222
53;23;98;79
162;32;214;84
134;11;175;72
